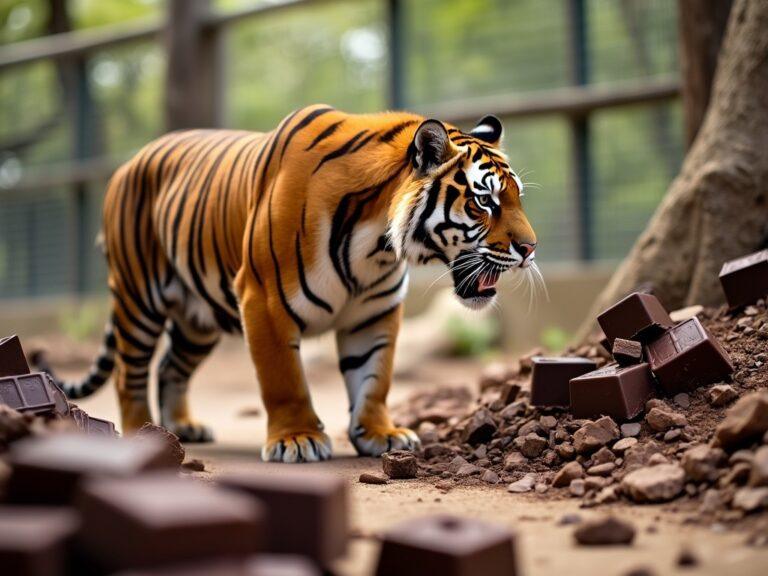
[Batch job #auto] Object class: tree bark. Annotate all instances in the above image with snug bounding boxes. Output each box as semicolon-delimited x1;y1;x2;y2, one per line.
578;0;768;340
678;0;733;147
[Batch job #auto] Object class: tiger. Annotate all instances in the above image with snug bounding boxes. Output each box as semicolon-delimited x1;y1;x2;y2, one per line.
44;105;538;463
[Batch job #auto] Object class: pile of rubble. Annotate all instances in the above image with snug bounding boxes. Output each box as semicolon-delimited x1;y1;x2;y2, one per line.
391;298;768;529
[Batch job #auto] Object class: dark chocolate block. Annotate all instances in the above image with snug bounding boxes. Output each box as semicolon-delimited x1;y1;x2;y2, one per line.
719;249;768;308
0;506;78;576
530;357;597;408
219;470;349;567
645;317;734;395
6;434;172;505
0;335;30;377
76;474;265;572
612;338;643;366
597;292;672;345
569;363;656;421
69;406;117;436
375;515;518;576
112;555;320;576
0;372;56;414
43;375;70;418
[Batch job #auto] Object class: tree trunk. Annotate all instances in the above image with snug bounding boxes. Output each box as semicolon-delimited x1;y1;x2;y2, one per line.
578;0;768;340
678;0;733;147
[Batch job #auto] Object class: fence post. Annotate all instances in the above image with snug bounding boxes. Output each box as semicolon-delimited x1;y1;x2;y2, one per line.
387;0;405;109
165;0;223;130
566;0;593;262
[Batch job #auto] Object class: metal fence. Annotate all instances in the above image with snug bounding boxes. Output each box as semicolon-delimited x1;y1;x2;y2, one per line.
0;0;682;299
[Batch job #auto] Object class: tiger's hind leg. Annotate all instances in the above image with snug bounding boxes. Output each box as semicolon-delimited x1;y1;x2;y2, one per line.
157;310;220;443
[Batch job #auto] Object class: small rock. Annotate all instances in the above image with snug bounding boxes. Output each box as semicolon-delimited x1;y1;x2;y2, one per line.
732;487;768;513
423;443;454;460
463;409;497;446
481;469;500;484
714;392;768;450
624;441;663;471
359;472;388;485
646;407;687;432
507;473;536;493
556;442;576;460
181;458;205;472
648;453;669;466
448;455;469;473
587;462;616;476
553;461;584;487
455;463;482;477
676;547;699;567
503;451;527;471
570;479;586;497
699;489;723;514
516;433;548;458
613;437;638;452
558;513;582;525
573;516;636;545
664;429;682;442
573;417;620;454
673;393;691;409
135;423;185;468
416;422;439;444
592;446;617;465
539;415;558;430
721;462;752;487
621;422;642;437
595;485;620;504
535;482;549;494
624;567;656;576
749;446;768;487
517;420;544;438
584;476;609;491
435;479;453;491
730;449;755;465
682;444;726;482
707;384;738;407
382;450;418;479
621;464;685;503
497;382;522;405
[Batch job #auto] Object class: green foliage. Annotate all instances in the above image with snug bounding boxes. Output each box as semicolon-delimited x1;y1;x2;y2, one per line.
540;326;571;353
57;300;104;341
444;314;499;357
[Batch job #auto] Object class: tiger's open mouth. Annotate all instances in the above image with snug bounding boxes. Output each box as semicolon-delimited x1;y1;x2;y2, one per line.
452;263;502;299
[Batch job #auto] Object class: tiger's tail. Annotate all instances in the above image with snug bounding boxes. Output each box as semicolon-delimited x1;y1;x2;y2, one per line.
31;319;117;400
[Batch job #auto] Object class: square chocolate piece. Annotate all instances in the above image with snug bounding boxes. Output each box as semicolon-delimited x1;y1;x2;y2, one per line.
76;474;265;572
0;335;30;377
569;363;656;421
612;338;643;366
0;372;56;414
530;357;597;408
719;249;768;308
597;292;672;345
219;470;348;567
0;507;78;576
375;515;518;576
6;434;173;505
645;317;734;395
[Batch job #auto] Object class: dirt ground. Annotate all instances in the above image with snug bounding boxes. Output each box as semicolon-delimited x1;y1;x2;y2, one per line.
54;335;768;576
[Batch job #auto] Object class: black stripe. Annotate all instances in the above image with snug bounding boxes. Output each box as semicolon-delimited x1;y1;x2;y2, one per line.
379;120;418;143
339;342;388;372
349;131;377;153
313;130;368;174
305;120;345;151
295;233;333;313
364;273;407;302
349;304;399;334
280;106;334;159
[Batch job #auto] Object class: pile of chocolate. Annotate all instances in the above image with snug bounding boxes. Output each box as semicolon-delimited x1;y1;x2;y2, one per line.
394;250;768;527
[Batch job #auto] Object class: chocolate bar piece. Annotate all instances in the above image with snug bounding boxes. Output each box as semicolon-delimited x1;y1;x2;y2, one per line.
719;249;768;308
0;372;56;414
111;555;320;576
6;434;173;505
69;406;117;436
0;507;78;576
44;375;70;418
76;473;265;572
597;292;672;345
375;515;518;576
645;317;734;395
530;357;597;408
612;338;643;366
220;470;349;567
569;363;656;421
0;335;30;377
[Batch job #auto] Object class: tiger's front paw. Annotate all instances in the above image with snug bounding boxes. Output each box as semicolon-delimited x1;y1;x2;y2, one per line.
350;425;421;457
261;430;333;463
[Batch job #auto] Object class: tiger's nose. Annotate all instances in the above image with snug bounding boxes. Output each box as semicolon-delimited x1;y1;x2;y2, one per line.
512;241;537;261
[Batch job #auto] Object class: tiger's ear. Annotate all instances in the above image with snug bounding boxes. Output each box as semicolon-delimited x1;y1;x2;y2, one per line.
470;114;503;146
412;119;453;174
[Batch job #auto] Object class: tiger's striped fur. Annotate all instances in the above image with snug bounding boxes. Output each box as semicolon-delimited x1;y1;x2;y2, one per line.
50;105;537;462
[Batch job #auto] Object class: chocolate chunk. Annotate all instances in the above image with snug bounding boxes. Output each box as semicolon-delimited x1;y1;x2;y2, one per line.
6;433;174;505
573;516;635;545
43;375;70;418
462;409;497;445
111;555;320;576
645;317;733;395
569;363;655;421
68;406;117;436
359;472;388;485
135;423;185;467
0;335;30;378
0;372;56;415
719;249;768;308
0;507;78;576
375;515;518;576
612;338;643;366
382;450;418;479
76;473;264;572
530;357;597;408
597;292;672;346
219;470;349;567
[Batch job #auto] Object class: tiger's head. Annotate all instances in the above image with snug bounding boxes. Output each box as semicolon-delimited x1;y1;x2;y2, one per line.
389;115;538;310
